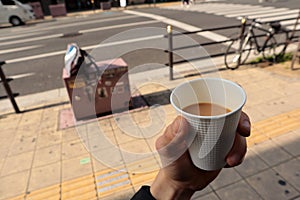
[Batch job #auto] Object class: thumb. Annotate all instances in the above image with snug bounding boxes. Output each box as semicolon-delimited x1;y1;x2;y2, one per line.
156;116;190;165
156;116;188;150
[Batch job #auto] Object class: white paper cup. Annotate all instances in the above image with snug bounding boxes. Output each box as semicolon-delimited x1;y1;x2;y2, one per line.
170;78;246;171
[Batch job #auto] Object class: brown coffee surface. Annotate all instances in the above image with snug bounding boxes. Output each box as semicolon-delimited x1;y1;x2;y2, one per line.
183;103;231;116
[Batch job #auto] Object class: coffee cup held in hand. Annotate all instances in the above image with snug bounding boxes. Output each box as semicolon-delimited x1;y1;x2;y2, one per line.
170;78;246;170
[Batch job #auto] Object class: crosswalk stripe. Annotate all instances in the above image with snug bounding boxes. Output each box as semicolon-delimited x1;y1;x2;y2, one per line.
225;7;284;18
245;9;296;19
260;13;299;23
164;3;299;30
217;6;271;15
209;6;266;14
281;19;298;26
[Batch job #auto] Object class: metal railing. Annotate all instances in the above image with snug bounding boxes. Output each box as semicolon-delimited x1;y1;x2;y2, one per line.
166;17;300;80
0;61;21;113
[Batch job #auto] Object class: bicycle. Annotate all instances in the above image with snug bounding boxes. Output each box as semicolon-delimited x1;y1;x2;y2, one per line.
224;17;289;70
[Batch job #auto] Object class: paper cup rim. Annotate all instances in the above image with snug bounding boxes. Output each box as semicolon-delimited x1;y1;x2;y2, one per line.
170;77;247;119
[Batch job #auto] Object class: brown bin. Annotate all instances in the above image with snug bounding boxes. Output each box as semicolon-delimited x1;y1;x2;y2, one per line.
29;2;44;19
63;58;131;120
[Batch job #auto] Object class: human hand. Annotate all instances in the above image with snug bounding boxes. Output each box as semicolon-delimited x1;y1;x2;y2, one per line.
150;112;251;200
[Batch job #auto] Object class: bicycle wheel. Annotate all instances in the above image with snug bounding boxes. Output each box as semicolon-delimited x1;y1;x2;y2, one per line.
225;39;252;70
262;37;283;61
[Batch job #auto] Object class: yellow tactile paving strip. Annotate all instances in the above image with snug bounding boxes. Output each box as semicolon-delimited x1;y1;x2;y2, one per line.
8;108;300;200
248;108;300;146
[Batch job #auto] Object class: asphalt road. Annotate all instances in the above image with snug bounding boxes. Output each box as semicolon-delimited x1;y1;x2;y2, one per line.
0;0;299;97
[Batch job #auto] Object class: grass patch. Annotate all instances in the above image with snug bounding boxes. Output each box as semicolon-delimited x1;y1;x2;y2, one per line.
249;52;294;65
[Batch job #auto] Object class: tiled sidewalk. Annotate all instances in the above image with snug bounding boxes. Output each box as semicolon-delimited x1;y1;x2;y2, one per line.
0;61;299;200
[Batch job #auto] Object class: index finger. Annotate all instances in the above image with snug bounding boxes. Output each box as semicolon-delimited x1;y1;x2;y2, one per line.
237;111;251;137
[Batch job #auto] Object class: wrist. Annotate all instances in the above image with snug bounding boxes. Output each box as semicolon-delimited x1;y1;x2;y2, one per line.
150;170;195;200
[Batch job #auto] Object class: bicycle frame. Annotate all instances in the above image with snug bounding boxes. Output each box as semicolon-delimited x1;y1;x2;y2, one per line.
242;21;274;53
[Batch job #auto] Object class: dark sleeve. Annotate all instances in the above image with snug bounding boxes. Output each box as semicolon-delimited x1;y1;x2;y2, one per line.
131;186;156;200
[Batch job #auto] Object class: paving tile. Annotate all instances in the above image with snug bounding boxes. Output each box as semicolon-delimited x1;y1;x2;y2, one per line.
246;87;281;106
92;158;110;173
191;191;219;200
272;131;300;157
92;147;124;170
61;128;80;142
86;121;106;137
247;168;299;200
0;159;4;176
127;155;160;174
26;184;60;200
28;162;61;192
139;116;165;140
85;133;117;153
8;135;37;156
36;130;62;149
191;185;213;199
274;158;300;191
210;168;242;190
242;105;268;123
251;139;292;167
62;139;88;160
18;111;43;126
114;126;143;145
254;103;292;119
132;109;153;124
130;170;157;192
119;139;151;155
100;188;134;200
0;135;14;160
98;118;113;132
1;151;34;176
40;120;58;132
0;117;21;132
235;149;268;178
216;180;262;200
33;144;61;168
62;154;93;182
0;170;29;200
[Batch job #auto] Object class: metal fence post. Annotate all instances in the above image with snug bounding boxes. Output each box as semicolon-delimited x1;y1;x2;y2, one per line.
0;61;21;113
167;25;174;80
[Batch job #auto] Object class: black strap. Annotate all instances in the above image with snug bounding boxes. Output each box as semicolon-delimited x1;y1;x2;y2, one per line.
131;186;156;200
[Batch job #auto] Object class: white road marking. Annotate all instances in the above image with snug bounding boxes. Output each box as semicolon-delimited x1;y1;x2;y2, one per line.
8;72;35;79
5;50;65;64
259;13;300;23
163;3;299;30
124;10;229;42
0;20;158;47
30;15;139;33
0;31;48;41
241;9;294;19
5;35;163;64
0;45;42;55
0;34;63;46
79;20;158;33
225;7;280;18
